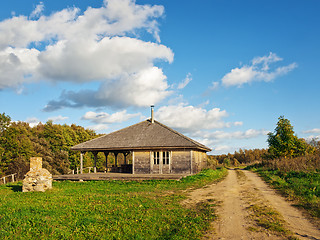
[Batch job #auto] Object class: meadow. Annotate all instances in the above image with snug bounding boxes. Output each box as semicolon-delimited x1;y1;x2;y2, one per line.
0;168;226;240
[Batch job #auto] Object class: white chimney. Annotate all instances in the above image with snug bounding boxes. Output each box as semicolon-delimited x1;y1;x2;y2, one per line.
151;105;154;123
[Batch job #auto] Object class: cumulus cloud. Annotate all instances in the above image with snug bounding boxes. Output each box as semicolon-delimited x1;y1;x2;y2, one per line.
47;115;69;122
197;129;268;140
190;128;268;154
177;73;192;89
302;128;320;134
30;2;44;19
221;52;297;87
155;104;235;133
86;124;109;132
26;117;40;127
82;110;140;124
0;0;173;110
302;128;320;141
43;67;172;111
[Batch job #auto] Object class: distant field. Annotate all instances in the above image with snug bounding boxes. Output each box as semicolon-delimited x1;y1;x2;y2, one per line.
0;168;227;240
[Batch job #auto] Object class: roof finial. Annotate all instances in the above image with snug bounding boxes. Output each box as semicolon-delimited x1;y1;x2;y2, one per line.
151;105;154;123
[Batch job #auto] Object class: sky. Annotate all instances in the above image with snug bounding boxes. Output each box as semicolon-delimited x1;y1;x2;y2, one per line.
0;0;320;154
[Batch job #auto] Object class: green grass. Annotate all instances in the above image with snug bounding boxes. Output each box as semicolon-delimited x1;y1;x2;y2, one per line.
254;168;320;218
0;168;227;240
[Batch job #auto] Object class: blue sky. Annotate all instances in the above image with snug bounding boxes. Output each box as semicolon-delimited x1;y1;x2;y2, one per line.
0;0;319;154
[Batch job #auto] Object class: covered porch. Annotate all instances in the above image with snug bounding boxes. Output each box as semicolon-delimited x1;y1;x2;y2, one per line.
79;150;133;174
53;172;189;181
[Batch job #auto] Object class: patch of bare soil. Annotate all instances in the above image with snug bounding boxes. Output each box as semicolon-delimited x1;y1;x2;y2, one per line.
182;169;320;240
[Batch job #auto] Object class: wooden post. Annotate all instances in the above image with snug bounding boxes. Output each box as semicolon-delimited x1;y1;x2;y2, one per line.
123;152;130;165
190;150;193;174
80;152;84;174
2;177;5;184
93;152;98;173
132;151;135;174
104;151;109;172
114;152;118;167
11;174;14;182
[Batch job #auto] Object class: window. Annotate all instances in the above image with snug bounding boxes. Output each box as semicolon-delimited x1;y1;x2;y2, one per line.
153;152;160;165
163;151;170;165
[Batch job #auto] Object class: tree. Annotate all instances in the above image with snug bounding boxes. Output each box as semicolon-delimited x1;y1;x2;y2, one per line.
0;113;11;134
267;116;314;158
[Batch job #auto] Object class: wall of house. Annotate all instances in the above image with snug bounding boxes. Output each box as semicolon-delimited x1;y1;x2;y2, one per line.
133;149;207;175
171;150;191;174
133;151;151;174
191;150;208;174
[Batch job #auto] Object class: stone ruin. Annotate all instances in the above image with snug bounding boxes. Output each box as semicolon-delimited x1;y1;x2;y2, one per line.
22;157;52;192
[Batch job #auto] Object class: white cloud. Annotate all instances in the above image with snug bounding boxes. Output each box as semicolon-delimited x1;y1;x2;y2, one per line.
86;124;109;132
82;110;140;124
26;117;40;127
0;47;40;89
221;52;297;87
210;81;220;90
37;37;173;82
155;104;232;133
198;129;268;140
47;115;69;122
30;2;44;19
234;121;243;126
43;66;172;111
177;73;192;89
302;128;320;134
302;128;320;142
0;0;173;110
213;145;238;154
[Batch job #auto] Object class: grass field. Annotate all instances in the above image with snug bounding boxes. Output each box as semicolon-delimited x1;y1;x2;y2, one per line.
254;169;320;219
0;168;227;240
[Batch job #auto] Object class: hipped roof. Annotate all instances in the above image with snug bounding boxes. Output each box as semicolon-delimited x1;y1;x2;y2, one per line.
71;119;211;152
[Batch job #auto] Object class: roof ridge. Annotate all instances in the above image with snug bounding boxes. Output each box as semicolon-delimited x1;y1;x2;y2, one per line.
153;120;211;151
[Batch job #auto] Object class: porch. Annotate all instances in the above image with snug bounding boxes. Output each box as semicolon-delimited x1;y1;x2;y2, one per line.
53;172;189;181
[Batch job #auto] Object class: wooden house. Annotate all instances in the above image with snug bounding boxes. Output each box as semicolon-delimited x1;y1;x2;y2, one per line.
71;108;211;175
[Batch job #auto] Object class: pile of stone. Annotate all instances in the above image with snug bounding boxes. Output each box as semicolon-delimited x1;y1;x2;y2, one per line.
22;157;52;192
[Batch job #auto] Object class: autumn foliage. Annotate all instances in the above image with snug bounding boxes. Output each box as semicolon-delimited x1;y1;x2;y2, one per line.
0;113;99;179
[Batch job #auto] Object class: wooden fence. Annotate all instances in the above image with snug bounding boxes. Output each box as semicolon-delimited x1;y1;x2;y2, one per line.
1;173;17;185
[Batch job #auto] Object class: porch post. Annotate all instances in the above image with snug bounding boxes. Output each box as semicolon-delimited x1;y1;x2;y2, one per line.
80;152;84;174
132;151;135;174
114;152;118;167
93;151;98;173
104;151;109;172
123;152;129;165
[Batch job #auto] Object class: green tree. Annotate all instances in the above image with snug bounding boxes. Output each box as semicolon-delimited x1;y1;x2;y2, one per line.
267;116;314;158
0;113;11;134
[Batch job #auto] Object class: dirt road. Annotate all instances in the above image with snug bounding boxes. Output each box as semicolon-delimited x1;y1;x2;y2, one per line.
182;169;320;240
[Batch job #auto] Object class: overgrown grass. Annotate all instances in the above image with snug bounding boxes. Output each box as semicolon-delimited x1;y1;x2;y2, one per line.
253;168;320;219
0;168;227;240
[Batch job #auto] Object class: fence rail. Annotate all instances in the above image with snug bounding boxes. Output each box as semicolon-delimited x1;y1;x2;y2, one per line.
1;173;17;185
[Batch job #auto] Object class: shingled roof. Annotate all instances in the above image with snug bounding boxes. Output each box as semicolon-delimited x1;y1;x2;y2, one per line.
71;119;211;152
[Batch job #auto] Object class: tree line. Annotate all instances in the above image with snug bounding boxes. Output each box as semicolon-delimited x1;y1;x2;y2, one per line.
0;113;99;179
209;116;319;170
1;113;319;178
